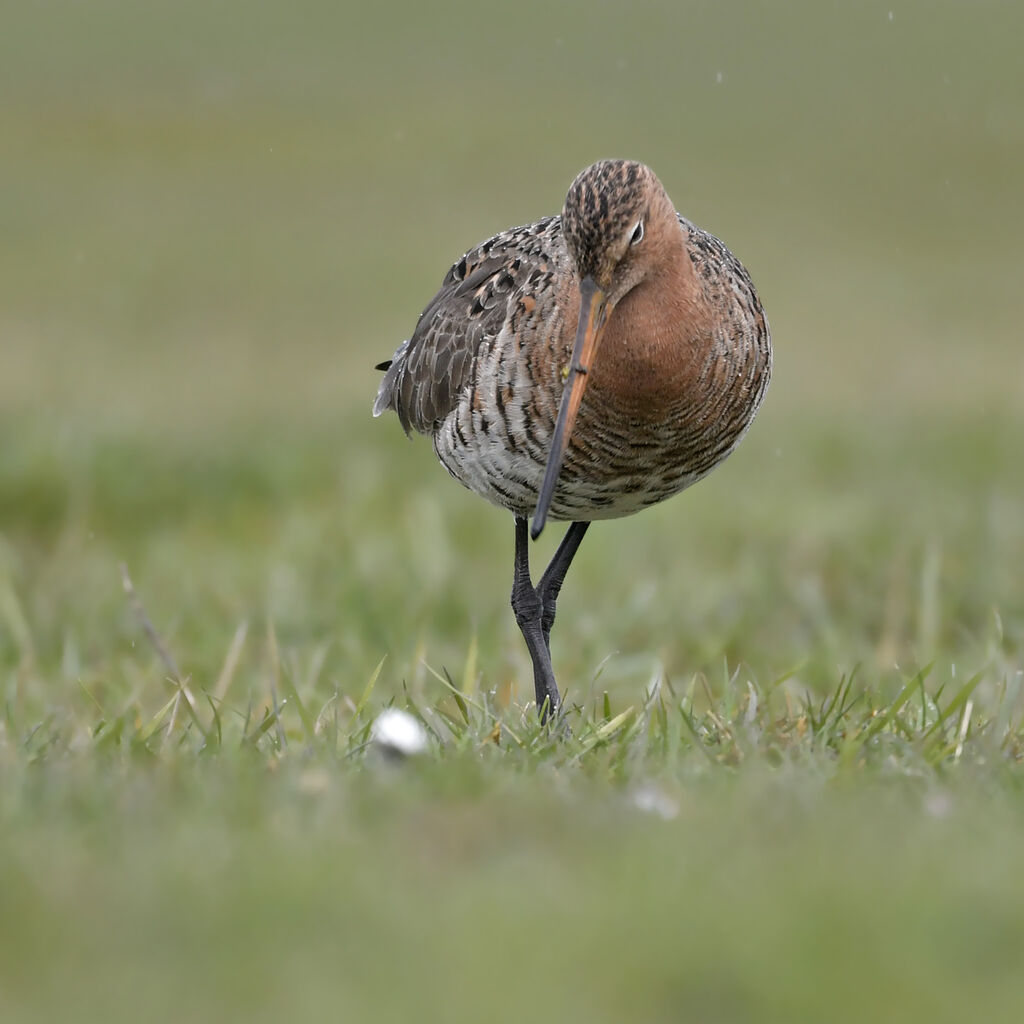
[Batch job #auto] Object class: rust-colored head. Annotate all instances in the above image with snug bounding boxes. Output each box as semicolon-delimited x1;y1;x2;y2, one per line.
532;160;684;539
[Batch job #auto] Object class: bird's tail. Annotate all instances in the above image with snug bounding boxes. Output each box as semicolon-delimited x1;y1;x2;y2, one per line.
371;339;409;428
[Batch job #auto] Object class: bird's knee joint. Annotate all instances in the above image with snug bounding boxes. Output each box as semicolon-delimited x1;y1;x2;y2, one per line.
541;606;556;635
510;584;543;627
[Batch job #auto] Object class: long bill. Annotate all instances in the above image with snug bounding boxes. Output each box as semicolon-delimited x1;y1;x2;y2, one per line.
530;275;610;540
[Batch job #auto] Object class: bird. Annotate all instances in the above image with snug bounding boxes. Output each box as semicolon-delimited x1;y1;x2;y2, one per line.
374;159;771;720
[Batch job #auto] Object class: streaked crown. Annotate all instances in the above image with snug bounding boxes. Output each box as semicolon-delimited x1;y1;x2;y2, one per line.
561;159;654;284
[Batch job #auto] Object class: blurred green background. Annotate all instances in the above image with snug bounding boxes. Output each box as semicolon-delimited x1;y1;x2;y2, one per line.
2;2;1023;1021
3;0;1021;692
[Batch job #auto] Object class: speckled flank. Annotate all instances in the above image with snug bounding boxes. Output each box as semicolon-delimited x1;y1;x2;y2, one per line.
374;159;772;523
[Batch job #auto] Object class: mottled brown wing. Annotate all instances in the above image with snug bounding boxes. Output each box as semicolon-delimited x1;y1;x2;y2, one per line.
373;217;558;435
679;213;771;355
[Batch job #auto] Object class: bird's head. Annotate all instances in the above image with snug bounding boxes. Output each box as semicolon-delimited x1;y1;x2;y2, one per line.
561;159;670;299
532;159;681;538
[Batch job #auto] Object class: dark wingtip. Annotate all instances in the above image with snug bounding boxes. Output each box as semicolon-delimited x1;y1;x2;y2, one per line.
374;360;393;372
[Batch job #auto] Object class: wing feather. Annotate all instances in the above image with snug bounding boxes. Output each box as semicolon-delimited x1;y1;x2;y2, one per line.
373;217;561;435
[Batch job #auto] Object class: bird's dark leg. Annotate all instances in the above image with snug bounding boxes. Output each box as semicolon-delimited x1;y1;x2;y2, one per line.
537;521;590;649
511;518;591;721
511;516;560;720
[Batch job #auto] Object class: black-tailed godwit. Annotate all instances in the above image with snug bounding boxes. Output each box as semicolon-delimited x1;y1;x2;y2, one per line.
375;159;771;719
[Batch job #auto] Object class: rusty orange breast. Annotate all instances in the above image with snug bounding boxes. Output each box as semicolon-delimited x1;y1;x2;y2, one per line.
585;264;711;423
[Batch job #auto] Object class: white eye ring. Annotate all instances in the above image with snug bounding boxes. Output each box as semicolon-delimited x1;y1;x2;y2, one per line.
630;220;644;246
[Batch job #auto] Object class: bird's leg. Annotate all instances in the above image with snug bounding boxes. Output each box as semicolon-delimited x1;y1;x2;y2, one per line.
510;518;591;720
511;517;560;720
537;521;590;649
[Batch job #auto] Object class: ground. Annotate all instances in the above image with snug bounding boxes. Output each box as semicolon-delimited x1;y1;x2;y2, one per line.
2;2;1023;1021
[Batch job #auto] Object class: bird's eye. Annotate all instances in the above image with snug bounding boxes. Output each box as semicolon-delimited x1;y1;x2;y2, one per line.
629;220;644;246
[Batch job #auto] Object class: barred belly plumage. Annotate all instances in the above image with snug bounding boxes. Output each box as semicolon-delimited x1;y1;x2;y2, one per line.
434;328;769;522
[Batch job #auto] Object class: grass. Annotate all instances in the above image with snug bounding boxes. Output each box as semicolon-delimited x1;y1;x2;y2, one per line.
2;1;1024;1021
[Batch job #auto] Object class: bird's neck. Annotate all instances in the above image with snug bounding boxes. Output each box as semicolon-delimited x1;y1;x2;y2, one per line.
588;247;709;418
